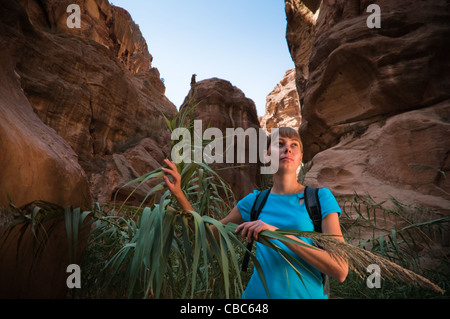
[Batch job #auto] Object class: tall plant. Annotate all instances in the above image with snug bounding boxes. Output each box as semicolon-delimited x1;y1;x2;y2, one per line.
80;102;269;298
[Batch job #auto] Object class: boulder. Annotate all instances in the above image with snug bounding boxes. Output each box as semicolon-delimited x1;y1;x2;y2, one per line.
306;102;450;213
180;78;263;200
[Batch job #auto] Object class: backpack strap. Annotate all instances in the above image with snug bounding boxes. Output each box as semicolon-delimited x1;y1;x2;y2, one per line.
304;186;330;295
304;186;322;233
250;188;271;222
241;188;271;272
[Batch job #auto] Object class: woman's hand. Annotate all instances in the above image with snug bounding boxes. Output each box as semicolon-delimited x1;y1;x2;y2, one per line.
161;159;195;213
235;220;278;242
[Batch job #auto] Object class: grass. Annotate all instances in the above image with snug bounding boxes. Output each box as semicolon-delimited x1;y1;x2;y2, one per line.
329;193;449;298
2;193;447;299
331;262;450;299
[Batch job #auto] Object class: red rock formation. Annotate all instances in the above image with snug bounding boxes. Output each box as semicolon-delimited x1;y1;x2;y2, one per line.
180;78;263;200
285;0;318;107
260;68;301;132
283;0;450;213
8;0;178;204
297;0;450;162
0;0;177;297
20;0;153;74
0;1;93;209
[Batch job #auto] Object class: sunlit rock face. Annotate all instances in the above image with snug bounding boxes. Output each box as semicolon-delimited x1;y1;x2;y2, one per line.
260;68;301;133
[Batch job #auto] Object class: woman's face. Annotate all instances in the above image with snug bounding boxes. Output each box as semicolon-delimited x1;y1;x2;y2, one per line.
268;136;303;173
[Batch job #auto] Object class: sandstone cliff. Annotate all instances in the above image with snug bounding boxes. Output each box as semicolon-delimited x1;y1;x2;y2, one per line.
285;0;318;109
180;78;263;199
2;0;178;207
0;0;177;298
284;0;450;214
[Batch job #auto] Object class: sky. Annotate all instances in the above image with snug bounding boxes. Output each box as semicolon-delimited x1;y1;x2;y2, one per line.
112;0;294;116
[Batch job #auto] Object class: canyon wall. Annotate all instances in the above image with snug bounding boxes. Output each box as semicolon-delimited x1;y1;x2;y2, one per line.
1;0;178;207
0;0;177;297
284;0;450;214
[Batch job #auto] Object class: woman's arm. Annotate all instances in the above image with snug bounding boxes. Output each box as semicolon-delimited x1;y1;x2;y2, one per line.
209;206;244;240
235;212;348;282
161;159;194;212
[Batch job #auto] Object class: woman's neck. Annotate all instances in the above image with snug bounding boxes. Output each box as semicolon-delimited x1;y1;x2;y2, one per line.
271;173;304;194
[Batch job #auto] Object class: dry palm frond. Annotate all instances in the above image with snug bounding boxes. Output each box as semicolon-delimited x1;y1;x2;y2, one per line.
255;228;445;294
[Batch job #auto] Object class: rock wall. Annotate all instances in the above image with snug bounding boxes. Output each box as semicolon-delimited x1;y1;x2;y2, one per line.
285;0;318;108
4;0;178;205
0;1;94;208
284;0;450;215
0;0;177;298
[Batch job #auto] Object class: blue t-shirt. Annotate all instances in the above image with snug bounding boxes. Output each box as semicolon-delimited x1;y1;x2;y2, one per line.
236;188;341;299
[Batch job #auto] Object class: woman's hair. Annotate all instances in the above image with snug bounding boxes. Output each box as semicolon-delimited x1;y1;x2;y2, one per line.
267;127;303;153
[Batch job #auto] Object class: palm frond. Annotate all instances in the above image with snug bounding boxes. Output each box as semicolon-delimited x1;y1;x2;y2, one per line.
258;228;445;294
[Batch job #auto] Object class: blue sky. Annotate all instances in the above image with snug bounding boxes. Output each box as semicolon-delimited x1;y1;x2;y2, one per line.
112;0;294;116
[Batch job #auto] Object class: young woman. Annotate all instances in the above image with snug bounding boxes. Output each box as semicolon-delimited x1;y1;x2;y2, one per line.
162;127;348;299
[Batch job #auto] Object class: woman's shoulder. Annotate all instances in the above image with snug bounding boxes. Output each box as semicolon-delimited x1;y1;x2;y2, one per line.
305;186;334;197
237;189;266;220
238;189;261;203
316;187;341;216
243;189;262;198
317;187;334;196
